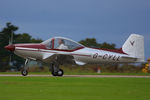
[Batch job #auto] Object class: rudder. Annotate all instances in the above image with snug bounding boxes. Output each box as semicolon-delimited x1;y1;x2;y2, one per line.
122;34;144;62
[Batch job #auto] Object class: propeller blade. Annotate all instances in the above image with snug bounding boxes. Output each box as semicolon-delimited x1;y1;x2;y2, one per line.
9;38;11;45
9;54;13;66
9;32;13;45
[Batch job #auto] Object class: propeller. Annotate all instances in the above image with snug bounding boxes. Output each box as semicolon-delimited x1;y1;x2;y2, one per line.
9;53;13;66
5;32;15;68
5;32;15;51
9;32;13;45
9;32;13;68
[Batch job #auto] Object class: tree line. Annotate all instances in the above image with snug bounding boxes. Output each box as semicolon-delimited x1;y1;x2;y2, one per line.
0;22;42;71
0;22;117;71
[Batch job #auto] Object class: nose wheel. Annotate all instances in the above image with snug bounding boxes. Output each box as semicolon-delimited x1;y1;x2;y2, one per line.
21;69;28;76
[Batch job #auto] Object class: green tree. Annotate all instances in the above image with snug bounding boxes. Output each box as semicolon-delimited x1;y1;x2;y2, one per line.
15;33;42;43
15;33;32;43
79;38;100;48
79;38;116;49
100;42;116;49
0;22;18;71
0;22;43;71
31;38;43;43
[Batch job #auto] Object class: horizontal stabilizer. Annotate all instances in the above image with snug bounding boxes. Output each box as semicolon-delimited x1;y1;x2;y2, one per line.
122;56;137;61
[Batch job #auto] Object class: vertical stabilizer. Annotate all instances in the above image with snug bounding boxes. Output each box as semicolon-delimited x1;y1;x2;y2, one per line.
122;34;144;62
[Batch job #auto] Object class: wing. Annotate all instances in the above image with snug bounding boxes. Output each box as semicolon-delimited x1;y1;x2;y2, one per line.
42;53;76;65
42;53;86;65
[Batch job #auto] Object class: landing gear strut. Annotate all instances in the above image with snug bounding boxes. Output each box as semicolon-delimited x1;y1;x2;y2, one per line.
50;63;64;76
21;59;29;76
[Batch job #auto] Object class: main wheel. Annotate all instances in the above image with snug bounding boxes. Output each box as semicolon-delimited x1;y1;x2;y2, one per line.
52;71;58;76
51;69;64;76
57;69;64;76
21;69;28;76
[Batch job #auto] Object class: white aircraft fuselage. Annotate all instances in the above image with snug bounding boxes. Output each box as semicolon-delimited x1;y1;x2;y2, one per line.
14;44;133;64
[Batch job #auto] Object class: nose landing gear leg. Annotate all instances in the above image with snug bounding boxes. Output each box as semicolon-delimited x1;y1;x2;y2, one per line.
21;59;29;76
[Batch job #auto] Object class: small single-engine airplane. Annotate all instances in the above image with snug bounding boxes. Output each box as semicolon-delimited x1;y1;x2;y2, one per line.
5;34;144;76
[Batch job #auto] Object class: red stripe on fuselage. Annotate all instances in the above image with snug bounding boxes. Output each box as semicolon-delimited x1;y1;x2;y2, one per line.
89;47;127;55
15;43;46;49
15;47;91;57
15;44;84;52
15;43;126;57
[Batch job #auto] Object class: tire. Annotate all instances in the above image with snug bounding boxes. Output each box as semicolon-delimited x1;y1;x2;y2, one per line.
57;69;64;76
21;69;28;76
52;71;58;76
51;69;64;76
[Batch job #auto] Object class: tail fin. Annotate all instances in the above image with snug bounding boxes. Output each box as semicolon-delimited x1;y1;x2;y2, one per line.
122;34;145;62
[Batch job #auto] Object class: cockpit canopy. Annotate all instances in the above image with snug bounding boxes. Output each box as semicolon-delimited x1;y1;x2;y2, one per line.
42;37;84;50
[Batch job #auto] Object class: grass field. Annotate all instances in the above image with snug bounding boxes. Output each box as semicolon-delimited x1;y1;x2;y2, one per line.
0;77;150;100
